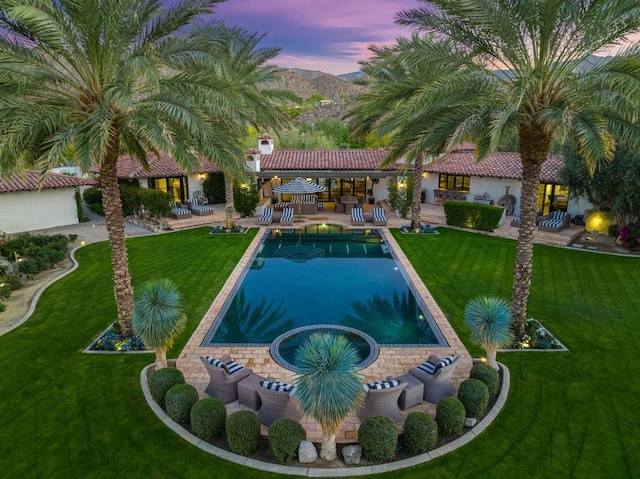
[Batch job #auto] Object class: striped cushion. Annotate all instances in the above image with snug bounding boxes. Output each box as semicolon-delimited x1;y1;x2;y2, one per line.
417;361;438;375
222;361;245;375
540;219;562;228
259;209;273;221
205;357;225;368
260;381;293;392
352;207;364;222
281;208;294;222
435;355;456;371
363;379;399;392
373;207;386;222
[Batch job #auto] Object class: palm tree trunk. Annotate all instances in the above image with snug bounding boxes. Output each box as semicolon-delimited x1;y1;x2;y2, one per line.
485;346;498;370
410;155;424;229
512;128;551;338
155;347;168;369
224;175;235;230
320;433;337;461
100;128;135;337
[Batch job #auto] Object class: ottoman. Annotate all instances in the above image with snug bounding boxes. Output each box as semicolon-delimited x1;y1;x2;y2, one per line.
237;373;267;411
395;373;424;410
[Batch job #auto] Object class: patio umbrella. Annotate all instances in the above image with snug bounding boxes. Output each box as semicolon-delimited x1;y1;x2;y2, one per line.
273;177;326;222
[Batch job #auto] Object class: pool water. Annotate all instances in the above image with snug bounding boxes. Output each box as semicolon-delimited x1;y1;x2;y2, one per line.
202;227;447;349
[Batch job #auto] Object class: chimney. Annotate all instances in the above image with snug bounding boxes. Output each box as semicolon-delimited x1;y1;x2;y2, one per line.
246;149;261;172
258;134;274;155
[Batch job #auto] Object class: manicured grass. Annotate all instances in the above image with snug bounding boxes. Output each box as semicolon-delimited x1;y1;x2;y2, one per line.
1;226;639;478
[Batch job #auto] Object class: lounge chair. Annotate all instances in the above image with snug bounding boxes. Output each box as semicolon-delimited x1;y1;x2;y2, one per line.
189;198;214;216
357;380;407;423
169;202;192;220
256;383;301;426
351;207;365;226
409;355;460;403
279;207;294;226
200;356;253;404
257;207;273;225
537;211;571;233
372;207;387;226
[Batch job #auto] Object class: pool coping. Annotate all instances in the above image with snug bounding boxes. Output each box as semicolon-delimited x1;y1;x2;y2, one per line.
141;360;510;475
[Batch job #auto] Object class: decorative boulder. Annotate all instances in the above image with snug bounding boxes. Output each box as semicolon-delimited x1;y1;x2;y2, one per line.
342;444;362;466
298;441;318;464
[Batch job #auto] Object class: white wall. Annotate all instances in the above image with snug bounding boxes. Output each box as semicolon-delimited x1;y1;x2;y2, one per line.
0;188;79;234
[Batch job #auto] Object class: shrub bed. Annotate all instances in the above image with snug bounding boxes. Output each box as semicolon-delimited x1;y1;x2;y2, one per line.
268;418;306;464
190;397;226;442
149;367;185;408
444;202;503;231
436;397;466;434
403;412;438;454
470;364;500;396
165;383;199;424
358;416;398;463
458;379;490;418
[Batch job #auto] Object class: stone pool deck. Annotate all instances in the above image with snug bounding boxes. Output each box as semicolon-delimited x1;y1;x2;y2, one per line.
176;227;472;443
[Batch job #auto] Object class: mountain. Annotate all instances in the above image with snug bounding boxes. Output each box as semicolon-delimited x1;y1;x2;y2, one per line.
337;71;365;81
270;68;365;101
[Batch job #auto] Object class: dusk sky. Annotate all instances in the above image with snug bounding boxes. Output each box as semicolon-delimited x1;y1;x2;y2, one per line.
212;0;419;75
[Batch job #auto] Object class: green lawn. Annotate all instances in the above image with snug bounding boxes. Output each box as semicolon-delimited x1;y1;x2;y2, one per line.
1;227;639;478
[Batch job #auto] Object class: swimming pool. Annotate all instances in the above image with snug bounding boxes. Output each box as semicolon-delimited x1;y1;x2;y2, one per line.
201;226;448;355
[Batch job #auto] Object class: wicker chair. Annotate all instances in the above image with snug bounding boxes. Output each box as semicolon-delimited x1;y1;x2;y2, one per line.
256;387;301;426
409;356;461;404
357;382;407;423
200;356;253;404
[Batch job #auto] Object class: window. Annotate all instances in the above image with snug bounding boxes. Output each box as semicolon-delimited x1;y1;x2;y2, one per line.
148;177;186;202
537;183;568;215
438;174;470;191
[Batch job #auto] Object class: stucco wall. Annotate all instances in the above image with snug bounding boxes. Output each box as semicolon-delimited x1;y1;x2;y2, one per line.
0;188;79;234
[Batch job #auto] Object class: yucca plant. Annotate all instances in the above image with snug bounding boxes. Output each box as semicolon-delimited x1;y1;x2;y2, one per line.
465;296;513;369
293;333;363;461
133;279;186;369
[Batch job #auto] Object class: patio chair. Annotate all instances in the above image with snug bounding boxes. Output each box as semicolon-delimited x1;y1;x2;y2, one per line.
357;380;407;423
169;202;192;220
200;356;253;404
351;207;365;226
334;198;345;213
537;211;571;233
409;355;460;403
192;190;208;205
256;382;301;426
257;207;273;225
189;197;214;216
372;207;387;226
279;207;294;226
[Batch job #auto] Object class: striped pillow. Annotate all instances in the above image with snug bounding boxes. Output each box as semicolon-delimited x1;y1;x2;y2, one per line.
417;361;437;375
260;381;293;392
222;361;245;375
205;357;226;369
363;379;399;392
434;355;456;371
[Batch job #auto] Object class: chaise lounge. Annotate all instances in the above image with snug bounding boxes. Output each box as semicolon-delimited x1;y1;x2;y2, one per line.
351;207;365;226
537;210;571;233
257;207;273;225
189;197;214;216
279;206;294;226
372;207;387;226
169;202;192;220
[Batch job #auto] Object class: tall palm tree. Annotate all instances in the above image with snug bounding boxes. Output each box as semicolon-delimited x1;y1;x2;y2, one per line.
133;278;186;369
351;1;640;336
465;296;513;369
294;333;363;461
0;1;288;335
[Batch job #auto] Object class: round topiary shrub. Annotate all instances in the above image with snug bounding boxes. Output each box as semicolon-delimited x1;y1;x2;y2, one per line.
470;363;500;396
458;379;490;418
268;418;307;464
165;383;199;424
436;397;466;434
190;397;226;442
358;416;398;463
149;367;185;408
403;412;438;455
226;410;260;456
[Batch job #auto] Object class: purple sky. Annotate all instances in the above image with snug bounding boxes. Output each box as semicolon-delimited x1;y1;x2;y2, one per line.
212;0;419;74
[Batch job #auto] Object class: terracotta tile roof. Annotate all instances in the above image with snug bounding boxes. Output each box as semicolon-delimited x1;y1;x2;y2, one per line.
114;153;221;179
426;151;564;183
261;149;404;171
0;170;96;193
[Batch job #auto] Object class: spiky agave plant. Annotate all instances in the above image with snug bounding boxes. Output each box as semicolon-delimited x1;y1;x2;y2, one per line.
465;296;513;370
294;333;363;461
133;279;186;369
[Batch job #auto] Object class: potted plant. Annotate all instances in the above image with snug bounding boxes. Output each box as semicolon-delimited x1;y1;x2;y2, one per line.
367;188;375;204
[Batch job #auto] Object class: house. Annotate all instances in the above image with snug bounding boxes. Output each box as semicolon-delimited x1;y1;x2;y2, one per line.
0;170;96;234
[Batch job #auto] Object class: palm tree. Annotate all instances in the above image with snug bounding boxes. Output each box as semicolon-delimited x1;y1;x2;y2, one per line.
224;175;236;230
294;333;363;461
133;279;186;369
0;1;288;335
350;1;640;336
465;296;513;369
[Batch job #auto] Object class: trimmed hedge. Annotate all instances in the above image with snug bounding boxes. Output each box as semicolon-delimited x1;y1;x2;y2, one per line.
226;411;260;456
444;201;504;231
358;416;398;463
149;367;185;408
165;383;199;424
403;412;438;454
190;398;226;441
436;397;466;434
458;379;490;418
268;418;307;464
470;363;500;396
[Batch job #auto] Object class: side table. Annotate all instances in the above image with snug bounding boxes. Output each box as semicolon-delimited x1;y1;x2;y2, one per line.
395;373;424;410
238;373;266;411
